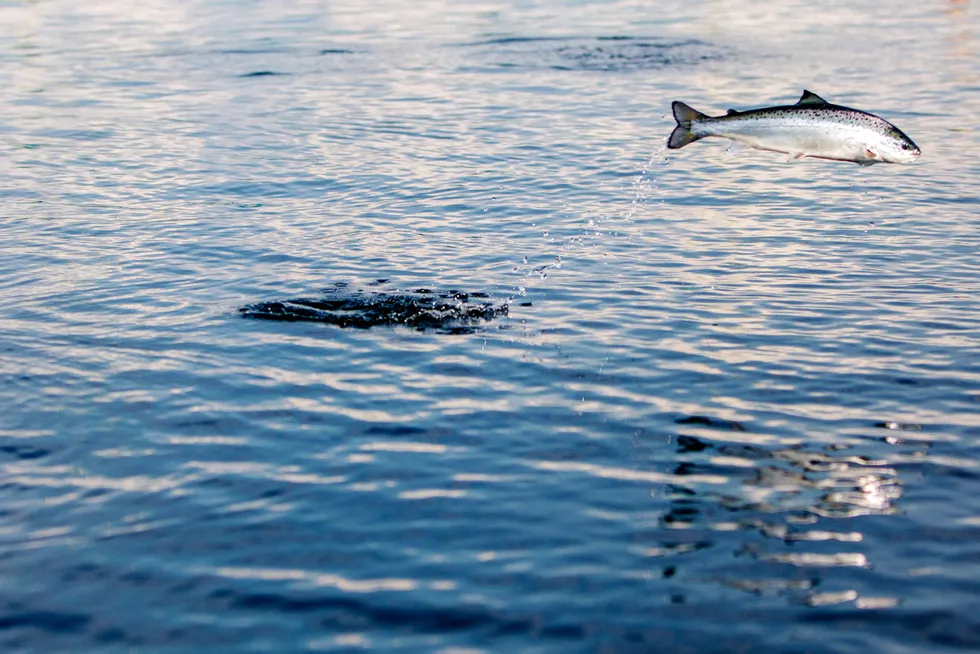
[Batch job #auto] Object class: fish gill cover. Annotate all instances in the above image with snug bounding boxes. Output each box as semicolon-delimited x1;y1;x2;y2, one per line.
239;283;509;334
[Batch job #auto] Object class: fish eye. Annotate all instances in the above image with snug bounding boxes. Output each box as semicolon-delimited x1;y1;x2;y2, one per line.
901;142;911;150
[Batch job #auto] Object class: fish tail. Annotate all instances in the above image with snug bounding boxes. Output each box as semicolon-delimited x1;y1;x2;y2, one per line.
667;101;708;149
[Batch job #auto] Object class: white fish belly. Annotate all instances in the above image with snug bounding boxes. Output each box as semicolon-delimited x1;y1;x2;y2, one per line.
698;120;874;162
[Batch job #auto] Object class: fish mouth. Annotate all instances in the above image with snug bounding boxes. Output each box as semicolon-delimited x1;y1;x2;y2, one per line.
895;146;921;163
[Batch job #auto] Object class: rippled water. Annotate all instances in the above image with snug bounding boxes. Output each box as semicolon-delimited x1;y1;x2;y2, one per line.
2;0;979;652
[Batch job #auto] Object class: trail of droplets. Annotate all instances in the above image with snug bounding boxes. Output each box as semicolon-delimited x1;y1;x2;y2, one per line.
509;142;669;300
625;144;668;221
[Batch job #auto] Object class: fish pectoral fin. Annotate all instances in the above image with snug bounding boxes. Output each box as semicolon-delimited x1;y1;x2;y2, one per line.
859;149;879;166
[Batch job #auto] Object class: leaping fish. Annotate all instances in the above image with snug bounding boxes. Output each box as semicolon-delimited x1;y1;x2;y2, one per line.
667;90;920;165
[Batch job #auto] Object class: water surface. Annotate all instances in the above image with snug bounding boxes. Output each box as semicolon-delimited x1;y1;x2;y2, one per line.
1;0;979;652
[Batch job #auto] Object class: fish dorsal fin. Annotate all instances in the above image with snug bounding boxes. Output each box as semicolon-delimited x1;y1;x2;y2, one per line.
726;109;740;116
796;90;828;106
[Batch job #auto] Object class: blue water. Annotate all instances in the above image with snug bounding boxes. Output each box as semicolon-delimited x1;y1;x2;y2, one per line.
2;0;979;652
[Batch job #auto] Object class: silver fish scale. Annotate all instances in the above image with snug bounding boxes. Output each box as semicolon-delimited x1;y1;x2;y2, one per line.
669;91;920;165
722;106;883;129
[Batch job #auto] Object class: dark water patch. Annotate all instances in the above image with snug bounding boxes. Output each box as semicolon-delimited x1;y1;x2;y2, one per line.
0;444;50;460
94;628;127;644
676;415;748;432
553;38;719;71
319;48;355;55
238;71;289;78
458;36;723;72
675;435;710;453
363;424;429;437
801;609;980;650
226;590;591;641
240;286;508;333
463;36;567;46
0;611;89;634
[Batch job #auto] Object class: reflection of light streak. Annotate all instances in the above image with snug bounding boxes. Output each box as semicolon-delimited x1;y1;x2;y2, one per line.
652;425;916;606
806;589;858;606
214;566;420;592
763;551;868;568
857;474;895;510
532;459;728;486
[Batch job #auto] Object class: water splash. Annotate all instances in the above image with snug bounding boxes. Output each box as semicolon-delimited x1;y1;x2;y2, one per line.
239;284;508;334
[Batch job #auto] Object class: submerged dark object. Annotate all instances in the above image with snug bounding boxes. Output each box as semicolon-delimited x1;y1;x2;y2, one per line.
239;286;508;333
